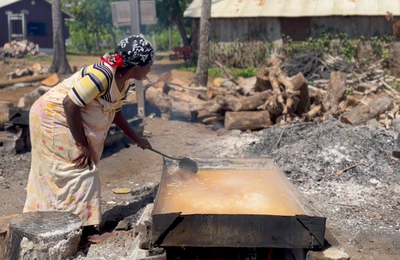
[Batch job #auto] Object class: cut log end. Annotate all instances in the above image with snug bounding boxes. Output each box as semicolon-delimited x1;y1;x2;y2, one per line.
224;111;271;131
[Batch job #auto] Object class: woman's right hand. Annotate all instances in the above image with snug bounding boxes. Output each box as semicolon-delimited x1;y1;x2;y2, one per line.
72;144;93;170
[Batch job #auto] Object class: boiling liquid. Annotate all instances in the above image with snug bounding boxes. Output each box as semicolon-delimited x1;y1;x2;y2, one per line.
155;169;305;216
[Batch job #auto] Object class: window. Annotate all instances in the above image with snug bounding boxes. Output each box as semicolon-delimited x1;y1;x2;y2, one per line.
27;22;46;36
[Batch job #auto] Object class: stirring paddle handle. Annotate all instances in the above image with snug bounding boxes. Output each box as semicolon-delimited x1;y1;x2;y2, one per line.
148;148;181;161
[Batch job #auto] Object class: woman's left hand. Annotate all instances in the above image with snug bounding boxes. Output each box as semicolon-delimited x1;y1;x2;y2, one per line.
135;137;152;150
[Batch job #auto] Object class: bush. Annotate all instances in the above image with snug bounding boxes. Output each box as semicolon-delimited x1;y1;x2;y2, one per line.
145;28;181;52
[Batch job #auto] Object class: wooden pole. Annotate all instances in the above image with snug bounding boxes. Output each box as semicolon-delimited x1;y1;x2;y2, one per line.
129;0;145;117
152;30;157;52
169;25;172;51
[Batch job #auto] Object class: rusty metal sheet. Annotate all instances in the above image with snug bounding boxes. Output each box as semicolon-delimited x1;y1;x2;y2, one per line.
152;158;326;249
183;0;400;18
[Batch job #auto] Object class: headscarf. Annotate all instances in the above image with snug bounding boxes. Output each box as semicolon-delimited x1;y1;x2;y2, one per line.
101;35;155;68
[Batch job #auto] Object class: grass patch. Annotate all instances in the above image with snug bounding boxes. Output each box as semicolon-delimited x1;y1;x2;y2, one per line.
25;55;52;62
391;81;400;90
179;64;257;79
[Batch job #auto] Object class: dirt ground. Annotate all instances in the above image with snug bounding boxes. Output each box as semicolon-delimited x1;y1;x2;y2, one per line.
0;56;399;260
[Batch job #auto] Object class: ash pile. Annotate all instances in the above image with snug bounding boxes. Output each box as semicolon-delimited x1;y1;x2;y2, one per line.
231;119;400;235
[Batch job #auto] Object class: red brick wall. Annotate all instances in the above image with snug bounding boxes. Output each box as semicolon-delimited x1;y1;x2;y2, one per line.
0;0;70;49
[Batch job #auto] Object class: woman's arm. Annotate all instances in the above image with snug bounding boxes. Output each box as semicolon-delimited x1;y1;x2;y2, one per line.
63;95;92;169
113;111;151;149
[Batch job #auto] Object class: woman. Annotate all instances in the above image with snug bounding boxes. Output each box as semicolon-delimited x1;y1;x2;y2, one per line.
23;35;153;239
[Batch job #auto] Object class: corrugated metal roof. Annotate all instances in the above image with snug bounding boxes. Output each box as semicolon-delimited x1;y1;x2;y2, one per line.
0;0;20;9
184;0;400;18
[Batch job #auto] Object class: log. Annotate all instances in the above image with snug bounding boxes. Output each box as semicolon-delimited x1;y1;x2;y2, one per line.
0;74;51;88
323;71;346;116
308;86;326;103
220;90;272;112
145;86;172;118
0;214;19;260
255;66;272;92
342;96;392;126
168;90;220;115
0;101;12;130
224;111;271;130
306;104;322;119
238;77;257;96
5;212;82;260
206;86;228;99
290;73;309;116
170;100;199;121
214;61;239;85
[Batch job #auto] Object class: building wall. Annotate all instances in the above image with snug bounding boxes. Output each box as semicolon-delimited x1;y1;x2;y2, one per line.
0;0;70;49
206;16;395;44
311;16;394;39
210;17;282;44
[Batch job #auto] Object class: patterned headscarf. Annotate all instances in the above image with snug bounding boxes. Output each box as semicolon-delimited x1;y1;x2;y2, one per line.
101;35;155;68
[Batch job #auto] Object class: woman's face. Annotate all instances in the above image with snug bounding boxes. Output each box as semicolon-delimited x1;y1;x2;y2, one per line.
129;64;151;80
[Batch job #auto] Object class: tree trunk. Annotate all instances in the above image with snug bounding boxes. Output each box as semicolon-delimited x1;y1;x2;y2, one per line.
171;0;189;47
193;0;211;87
224;111;271;131
220;90;272;112
49;0;71;75
290;73;310;116
173;16;190;47
342;96;392;126
255;65;272;92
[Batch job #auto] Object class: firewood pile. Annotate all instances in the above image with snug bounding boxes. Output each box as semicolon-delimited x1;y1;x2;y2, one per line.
280;52;400;129
6;63;49;80
143;58;312;130
281;52;354;80
0;40;42;58
141;55;400;131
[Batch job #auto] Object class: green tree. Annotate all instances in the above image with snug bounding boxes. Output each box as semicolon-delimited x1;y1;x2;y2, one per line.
152;0;192;46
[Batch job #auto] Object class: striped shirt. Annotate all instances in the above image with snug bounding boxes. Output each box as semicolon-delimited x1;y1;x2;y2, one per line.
68;62;120;109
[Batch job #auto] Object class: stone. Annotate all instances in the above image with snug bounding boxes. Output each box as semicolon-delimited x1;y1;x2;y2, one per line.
366;119;383;129
231;129;242;136
306;247;350;260
369;178;380;185
5;212;82;260
221;80;234;88
115;220;130;231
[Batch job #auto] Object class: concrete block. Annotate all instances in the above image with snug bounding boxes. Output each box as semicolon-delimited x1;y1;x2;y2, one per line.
0;214;19;260
5;212;82;260
306;247;350;260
